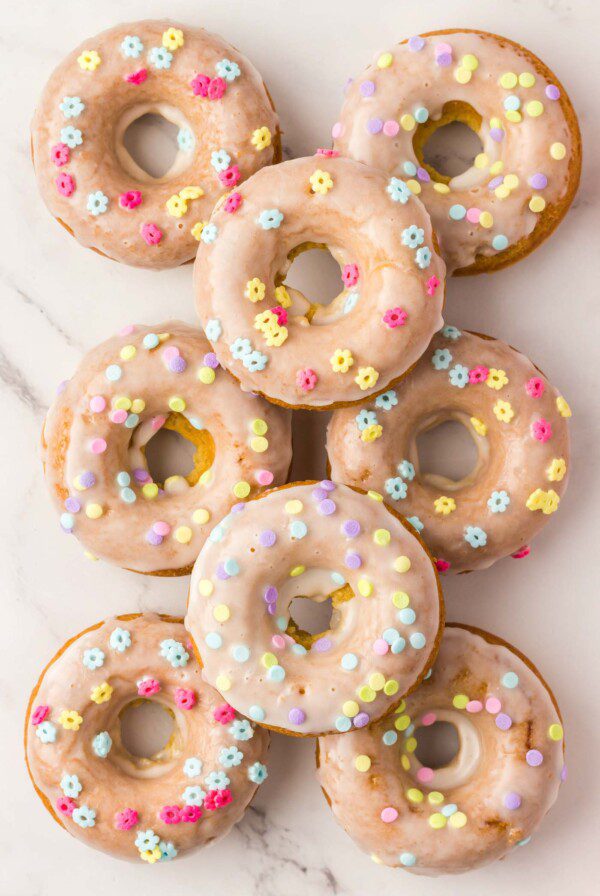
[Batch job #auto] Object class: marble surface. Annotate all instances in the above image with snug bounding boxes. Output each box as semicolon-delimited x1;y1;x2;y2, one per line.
1;0;599;893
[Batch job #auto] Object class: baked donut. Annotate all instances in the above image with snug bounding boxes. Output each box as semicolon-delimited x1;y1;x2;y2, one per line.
317;623;565;875
31;20;280;268
327;328;570;573
25;613;269;863
193;155;446;408
332;29;581;274
41;321;291;575
185;481;443;736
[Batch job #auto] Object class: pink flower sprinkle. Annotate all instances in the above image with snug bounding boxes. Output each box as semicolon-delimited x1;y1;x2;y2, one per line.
56;796;77;816
51;143;70;167
31;704;50;726
531;418;552;442
469;365;489;384
141;222;163;246
55;172;75;197
435;558;451;573
342;263;359;288
526;377;545;399
114;808;138;830
204;789;232;811
119;190;142;210
208;77;227;100
382;307;408;328
271;306;287;325
512;545;531;560
159;805;182;825
223;192;242;213
296;368;317;392
125;68;148;85
137;677;160;697
174;688;197;710
316;148;340;158
190;73;211;96
426;275;440;296
213;703;235;724
181;804;202;823
219;165;240;188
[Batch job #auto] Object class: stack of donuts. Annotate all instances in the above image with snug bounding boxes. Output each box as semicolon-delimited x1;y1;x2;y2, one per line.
26;20;581;876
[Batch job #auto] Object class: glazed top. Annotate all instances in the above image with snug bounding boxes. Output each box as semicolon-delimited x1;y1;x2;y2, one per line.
194;155;445;408
186;482;443;735
31;20;279;268
25;614;270;862
317;625;565;874
332;30;579;273
327;328;571;573
42;321;291;573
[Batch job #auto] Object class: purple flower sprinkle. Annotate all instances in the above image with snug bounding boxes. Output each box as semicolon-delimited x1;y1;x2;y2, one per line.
360;80;375;97
495;713;512;731
259;529;276;547
529;173;548;190
366;117;383;135
504;792;522;810
408;36;425;52
342;519;361;538
546;84;560;101
353;712;370;728
319;499;336;515
288;708;306;726
345;552;362;569
65;497;81;513
526;749;543;767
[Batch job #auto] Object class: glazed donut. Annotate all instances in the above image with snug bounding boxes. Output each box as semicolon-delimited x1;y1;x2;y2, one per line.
25;613;269;863
316;623;565;875
41;321;291;575
32;20;280;268
193;155;446;408
327;328;570;573
332;29;581;274
185;481;443;736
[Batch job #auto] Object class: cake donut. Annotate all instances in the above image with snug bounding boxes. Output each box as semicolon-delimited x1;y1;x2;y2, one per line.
332;29;581;274
25;613;270;863
185;481;443;736
327;328;571;573
41;321;291;575
317;623;565;875
31;20;280;268
193;155;446;408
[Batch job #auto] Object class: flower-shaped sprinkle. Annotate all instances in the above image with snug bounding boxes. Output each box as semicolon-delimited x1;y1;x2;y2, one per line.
59;96;85;119
216;58;241;81
251;127;272;151
135;830;160;851
245;278;266;303
531;419;552;442
219;165;240;188
31;705;50;726
464;526;487;548
182;785;206;806
441;325;461;339
90;682;113;704
310;169;333;194
361;424;382;442
115;808;138;830
415;246;432;269
119;190;142;210
248;762;268;784
121;36;143;58
159;639;189;668
224;192;242;213
526;377;545;398
486;368;508;390
72;805;96;828
51;143;70;167
488;490;510;513
162;28;184;51
547;458;566;482
56;796;77;816
211;149;231;172
229;719;254;741
140;847;162;864
159;841;178;861
382;307;407;328
243;350;268;372
60;126;83;149
375;390;398;410
387;177;411;203
60;774;82;798
149;47;172;70
356;409;378;431
137;677;160;697
556;396;571;417
493;399;514;423
342;264;359;288
56;172;75;197
184;757;203;778
407;515;424;533
159;805;182;825
92;731;112;758
385;477;407;501
174;688;196;710
77;50;101;71
177;128;194;151
204;788;233;810
397;459;415;480
526;488;560;515
297;368;317;392
36;721;56;743
204;770;230;790
471;417;488;436
401;225;425;248
469;365;489;384
58;710;83;731
432;348;452;370
83;647;104;670
87;191;109;216
354;366;379;390
231;337;252;359
449;364;469;388
213;704;236;724
434;496;456;515
200;223;218;244
205;319;222;342
330;349;354;373
258;208;283;229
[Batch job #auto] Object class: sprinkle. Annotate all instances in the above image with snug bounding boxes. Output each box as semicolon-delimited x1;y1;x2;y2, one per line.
548;723;563;741
381;807;398;823
355;754;371;771
526;749;544;767
550;142;566;160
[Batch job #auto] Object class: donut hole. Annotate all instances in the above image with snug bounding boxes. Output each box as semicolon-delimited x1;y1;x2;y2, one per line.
122;113;183;179
281;244;347;320
119;699;176;760
415;101;483;181
413;721;460;769
142;414;215;488
289;595;334;636
416;418;480;488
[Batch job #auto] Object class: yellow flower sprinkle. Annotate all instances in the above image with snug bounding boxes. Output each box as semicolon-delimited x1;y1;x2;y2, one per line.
245;278;266;302
434;496;456;515
162;27;184;50
330;348;354;373
77;50;101;71
556;396;572;417
361;423;382;442
470;417;488;437
90;682;113;704
166;195;188;218
486;368;508;390
354;366;379;390
58;710;83;730
251;127;272;151
309;169;334;194
493;399;514;423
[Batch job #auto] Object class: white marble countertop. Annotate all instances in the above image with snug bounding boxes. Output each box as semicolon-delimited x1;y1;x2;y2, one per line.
2;0;599;893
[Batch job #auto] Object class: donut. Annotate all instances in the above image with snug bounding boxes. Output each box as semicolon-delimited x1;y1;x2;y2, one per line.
316;623;565;875
31;20;280;268
332;29;581;274
25;613;269;863
327;328;570;573
185;481;444;736
41;321;291;575
193;155;446;408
